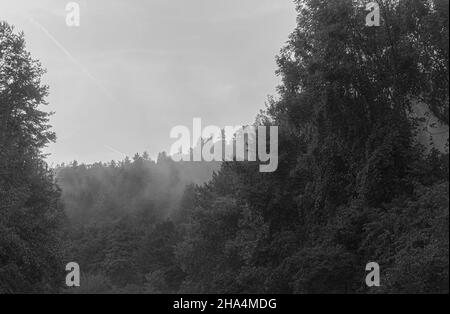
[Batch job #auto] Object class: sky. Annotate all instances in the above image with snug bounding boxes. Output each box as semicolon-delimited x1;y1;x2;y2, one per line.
0;0;297;165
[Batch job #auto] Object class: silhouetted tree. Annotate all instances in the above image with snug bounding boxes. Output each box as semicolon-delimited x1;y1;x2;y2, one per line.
0;22;64;293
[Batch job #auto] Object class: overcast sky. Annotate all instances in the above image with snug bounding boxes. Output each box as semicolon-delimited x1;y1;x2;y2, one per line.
1;0;297;165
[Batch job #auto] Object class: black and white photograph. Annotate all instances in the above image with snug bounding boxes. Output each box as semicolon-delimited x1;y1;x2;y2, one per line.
0;0;448;300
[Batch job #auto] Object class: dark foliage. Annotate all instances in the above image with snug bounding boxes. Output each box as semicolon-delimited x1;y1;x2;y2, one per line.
1;0;448;294
0;22;64;293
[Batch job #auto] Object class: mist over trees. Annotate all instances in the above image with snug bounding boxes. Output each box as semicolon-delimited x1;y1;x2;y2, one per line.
1;0;449;294
56;153;218;224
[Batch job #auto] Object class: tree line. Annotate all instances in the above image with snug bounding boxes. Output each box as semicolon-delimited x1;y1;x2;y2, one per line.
1;0;448;293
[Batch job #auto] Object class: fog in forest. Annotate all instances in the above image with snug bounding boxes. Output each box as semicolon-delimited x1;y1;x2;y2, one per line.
1;0;449;294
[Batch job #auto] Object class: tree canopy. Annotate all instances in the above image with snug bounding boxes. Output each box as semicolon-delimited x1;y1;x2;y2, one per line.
0;22;63;293
0;0;448;294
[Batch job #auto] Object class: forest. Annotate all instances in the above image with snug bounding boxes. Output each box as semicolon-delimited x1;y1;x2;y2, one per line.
0;0;449;293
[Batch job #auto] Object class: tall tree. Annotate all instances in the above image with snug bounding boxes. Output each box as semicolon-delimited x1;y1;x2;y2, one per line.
0;22;64;293
177;0;448;293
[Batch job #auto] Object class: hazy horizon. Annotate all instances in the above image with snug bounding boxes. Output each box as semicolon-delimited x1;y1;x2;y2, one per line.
0;0;297;166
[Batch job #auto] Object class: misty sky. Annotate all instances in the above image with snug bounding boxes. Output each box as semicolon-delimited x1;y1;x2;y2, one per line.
1;0;297;165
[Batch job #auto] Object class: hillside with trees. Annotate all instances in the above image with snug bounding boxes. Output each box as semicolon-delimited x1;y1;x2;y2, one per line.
1;0;448;294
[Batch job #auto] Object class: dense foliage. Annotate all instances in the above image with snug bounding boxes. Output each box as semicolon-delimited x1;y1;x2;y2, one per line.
0;22;64;293
1;0;448;294
57;154;217;293
173;0;449;293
